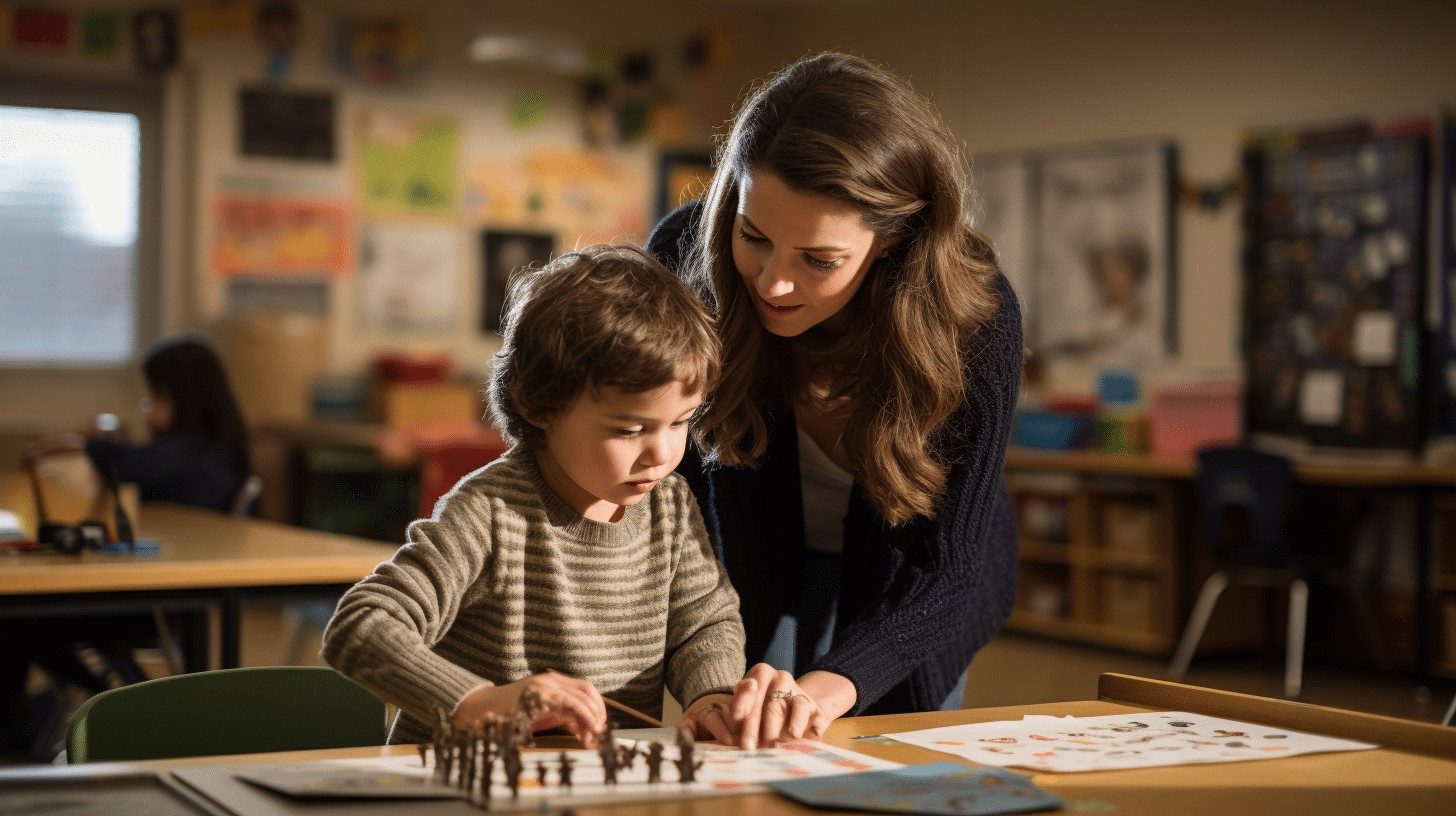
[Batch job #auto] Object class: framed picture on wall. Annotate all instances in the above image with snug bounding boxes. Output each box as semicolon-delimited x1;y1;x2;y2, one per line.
480;230;555;335
1033;139;1177;366
656;151;714;219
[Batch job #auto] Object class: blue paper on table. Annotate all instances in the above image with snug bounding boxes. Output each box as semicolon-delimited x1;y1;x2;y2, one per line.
767;762;1061;815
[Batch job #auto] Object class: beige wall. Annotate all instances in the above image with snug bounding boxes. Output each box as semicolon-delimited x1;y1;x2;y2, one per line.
771;0;1456;392
4;0;1453;432
0;0;799;431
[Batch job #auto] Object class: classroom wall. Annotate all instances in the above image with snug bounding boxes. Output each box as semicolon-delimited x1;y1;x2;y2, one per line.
770;0;1456;394
5;0;1454;432
0;0;801;431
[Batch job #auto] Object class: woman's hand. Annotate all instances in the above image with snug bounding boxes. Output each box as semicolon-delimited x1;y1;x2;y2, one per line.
679;692;737;744
728;663;836;749
451;670;608;747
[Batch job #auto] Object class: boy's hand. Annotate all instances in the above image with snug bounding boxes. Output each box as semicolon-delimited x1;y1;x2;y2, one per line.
451;670;608;746
679;693;737;744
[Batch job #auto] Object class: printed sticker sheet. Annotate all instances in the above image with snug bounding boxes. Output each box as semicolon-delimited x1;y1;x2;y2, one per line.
884;711;1375;773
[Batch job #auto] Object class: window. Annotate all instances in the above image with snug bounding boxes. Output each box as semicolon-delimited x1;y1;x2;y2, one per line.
0;75;161;368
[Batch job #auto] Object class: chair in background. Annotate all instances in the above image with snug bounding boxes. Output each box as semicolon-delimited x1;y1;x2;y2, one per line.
1168;447;1308;696
66;666;386;762
1444;692;1455;727
280;432;506;666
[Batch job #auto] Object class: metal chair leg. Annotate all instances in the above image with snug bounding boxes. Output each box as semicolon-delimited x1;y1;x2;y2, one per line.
1169;571;1230;680
1285;578;1309;698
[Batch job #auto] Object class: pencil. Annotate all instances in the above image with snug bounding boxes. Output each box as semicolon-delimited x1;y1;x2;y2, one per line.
604;697;665;728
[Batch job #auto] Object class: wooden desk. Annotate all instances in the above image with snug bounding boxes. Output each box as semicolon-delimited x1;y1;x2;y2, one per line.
1007;448;1456;487
0;502;393;669
1;675;1451;815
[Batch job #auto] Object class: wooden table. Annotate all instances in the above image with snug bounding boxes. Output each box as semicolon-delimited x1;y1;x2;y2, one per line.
0;502;394;670
1;675;1451;815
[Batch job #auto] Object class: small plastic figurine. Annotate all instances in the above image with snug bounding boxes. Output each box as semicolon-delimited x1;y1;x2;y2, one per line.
645;742;665;784
557;751;576;790
599;728;619;785
674;727;703;783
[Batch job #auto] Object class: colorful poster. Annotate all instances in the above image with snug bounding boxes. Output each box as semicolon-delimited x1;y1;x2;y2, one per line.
210;178;351;277
468;148;650;247
358;109;460;218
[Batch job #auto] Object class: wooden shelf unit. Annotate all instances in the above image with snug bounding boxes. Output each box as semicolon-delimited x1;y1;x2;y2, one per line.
1007;472;1183;654
1006;463;1264;657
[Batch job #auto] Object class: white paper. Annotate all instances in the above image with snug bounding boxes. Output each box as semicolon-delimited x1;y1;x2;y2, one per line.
1352;311;1398;366
321;740;900;811
884;711;1375;773
358;223;461;332
1299;370;1344;427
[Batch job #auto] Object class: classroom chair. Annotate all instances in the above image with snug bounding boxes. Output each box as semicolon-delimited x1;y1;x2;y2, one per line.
1168;447;1307;696
65;666;387;763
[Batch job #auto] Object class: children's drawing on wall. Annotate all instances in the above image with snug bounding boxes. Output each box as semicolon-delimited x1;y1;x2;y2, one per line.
357;109;460;219
210;177;351;277
480;230;555;334
469;149;650;247
1035;142;1175;366
358;223;460;332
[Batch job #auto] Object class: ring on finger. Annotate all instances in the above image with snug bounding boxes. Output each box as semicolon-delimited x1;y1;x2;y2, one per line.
767;690;795;702
705;702;726;718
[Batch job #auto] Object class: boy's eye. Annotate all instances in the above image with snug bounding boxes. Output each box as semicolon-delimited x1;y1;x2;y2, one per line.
615;427;643;437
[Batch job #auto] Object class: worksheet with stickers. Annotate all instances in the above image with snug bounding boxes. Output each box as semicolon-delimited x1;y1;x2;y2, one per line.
884;712;1377;773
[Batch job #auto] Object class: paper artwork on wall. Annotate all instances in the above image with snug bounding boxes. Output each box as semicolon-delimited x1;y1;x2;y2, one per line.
469;149;649;247
210;176;351;278
972;157;1036;348
1035;141;1175;366
358;223;460;332
79;10;123;59
357;109;460;219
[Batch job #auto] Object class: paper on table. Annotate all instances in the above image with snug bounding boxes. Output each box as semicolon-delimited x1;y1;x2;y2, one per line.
884;711;1376;773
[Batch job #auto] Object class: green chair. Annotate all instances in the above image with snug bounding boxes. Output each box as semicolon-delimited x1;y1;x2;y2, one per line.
66;667;387;763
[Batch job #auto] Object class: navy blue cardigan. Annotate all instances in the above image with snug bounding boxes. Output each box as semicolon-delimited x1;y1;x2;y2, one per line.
648;202;1022;715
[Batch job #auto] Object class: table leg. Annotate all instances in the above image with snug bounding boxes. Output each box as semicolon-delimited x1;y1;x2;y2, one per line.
1416;485;1431;683
221;592;242;669
181;610;210;673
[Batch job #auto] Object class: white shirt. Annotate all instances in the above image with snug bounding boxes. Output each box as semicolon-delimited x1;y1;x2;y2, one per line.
797;425;854;554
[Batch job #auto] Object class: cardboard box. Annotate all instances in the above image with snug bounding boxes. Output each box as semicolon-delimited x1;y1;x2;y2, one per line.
373;382;483;429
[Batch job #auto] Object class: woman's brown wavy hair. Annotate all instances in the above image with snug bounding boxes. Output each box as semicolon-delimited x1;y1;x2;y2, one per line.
688;52;1002;525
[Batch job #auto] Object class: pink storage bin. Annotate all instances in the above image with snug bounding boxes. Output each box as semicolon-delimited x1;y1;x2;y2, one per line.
1149;381;1243;457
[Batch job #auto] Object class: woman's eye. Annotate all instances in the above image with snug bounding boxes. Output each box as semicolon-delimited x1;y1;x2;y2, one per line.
738;228;767;245
804;254;841;270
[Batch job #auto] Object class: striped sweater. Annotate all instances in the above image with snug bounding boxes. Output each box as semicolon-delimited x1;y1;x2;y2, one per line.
321;446;746;744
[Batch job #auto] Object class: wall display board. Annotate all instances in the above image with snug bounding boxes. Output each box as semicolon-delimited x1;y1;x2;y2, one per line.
1242;122;1430;453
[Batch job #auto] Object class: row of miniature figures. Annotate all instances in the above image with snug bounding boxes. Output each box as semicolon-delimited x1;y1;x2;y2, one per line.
424;690;704;809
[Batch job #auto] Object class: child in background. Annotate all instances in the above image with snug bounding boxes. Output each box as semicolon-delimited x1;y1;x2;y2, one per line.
28;333;252;512
323;245;746;746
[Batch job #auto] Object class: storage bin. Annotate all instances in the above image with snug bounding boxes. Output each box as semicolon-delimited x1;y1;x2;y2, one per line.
1014;410;1094;451
1149;381;1243;457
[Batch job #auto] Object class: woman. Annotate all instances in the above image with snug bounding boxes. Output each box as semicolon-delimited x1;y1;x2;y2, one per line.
650;53;1022;748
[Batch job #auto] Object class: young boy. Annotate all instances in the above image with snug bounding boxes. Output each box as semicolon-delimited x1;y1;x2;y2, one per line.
323;245;745;746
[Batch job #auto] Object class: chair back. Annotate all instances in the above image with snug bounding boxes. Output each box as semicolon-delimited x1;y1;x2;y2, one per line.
418;439;508;519
1194;447;1294;567
66;666;386;762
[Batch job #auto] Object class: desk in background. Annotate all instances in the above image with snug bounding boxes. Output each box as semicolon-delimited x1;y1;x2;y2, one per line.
1004;449;1456;680
0;502;394;670
1;675;1451;815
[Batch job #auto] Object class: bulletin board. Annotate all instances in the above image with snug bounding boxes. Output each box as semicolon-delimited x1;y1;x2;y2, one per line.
1242;123;1430;453
1431;115;1456;440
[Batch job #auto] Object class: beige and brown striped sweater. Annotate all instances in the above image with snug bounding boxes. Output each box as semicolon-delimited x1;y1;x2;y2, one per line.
321;446;746;744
